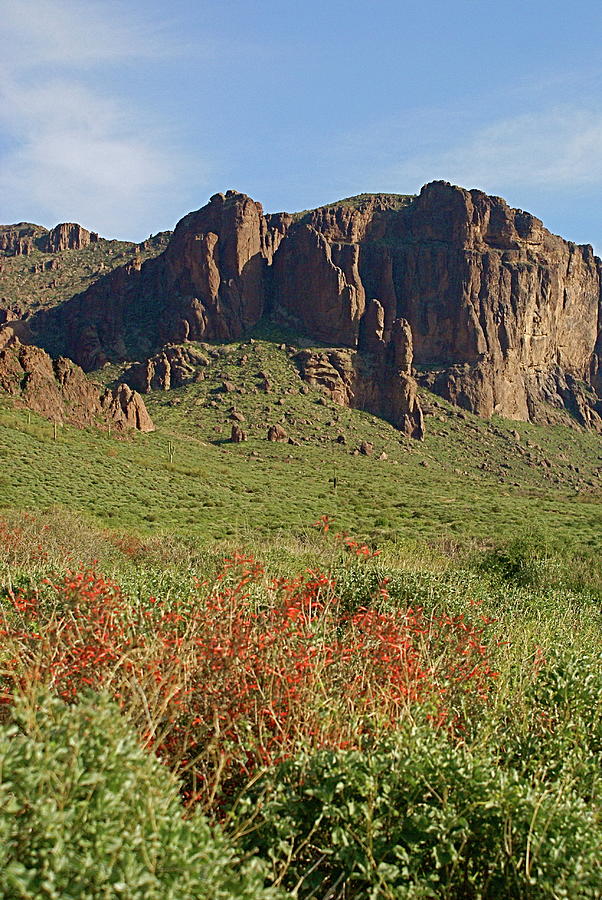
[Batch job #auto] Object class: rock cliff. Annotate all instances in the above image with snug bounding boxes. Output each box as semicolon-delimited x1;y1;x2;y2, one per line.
0;222;97;256
0;338;153;431
44;223;99;252
29;182;602;432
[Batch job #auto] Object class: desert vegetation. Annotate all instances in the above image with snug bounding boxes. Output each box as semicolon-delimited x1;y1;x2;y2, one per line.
1;331;601;898
0;505;601;897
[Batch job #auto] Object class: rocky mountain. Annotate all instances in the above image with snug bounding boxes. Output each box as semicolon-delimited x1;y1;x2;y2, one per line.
0;222;98;256
14;181;602;435
0;338;154;432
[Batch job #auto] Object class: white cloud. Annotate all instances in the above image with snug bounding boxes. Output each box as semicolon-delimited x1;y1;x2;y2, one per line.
0;0;171;68
387;107;602;194
0;0;201;238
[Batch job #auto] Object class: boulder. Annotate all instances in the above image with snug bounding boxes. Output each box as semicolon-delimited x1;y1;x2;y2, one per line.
267;424;288;442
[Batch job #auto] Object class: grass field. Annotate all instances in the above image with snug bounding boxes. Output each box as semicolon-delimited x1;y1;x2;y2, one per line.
1;338;601;550
1;336;602;897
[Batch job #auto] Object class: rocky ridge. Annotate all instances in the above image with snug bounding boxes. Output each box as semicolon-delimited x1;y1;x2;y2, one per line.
0;222;98;256
0;338;153;432
21;182;602;434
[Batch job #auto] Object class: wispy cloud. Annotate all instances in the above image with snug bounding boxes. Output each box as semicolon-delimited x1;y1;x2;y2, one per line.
385;106;602;194
0;0;201;239
0;0;170;68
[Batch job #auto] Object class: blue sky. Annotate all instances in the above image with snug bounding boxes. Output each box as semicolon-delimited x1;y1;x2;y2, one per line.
1;0;602;250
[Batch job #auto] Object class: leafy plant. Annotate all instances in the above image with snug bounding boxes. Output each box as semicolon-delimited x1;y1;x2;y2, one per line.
234;725;602;898
0;691;279;900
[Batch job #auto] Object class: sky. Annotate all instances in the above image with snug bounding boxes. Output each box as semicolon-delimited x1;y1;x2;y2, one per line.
1;0;602;249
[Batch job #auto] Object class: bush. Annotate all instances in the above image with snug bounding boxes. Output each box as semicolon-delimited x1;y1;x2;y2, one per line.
0;692;279;900
234;725;601;899
1;560;499;808
477;535;557;588
498;647;602;799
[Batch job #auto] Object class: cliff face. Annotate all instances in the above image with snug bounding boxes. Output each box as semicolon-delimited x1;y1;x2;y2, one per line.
31;182;602;431
0;338;154;432
0;222;98;256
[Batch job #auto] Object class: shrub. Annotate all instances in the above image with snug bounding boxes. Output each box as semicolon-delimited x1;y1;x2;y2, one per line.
234;725;602;899
1;557;499;809
497;646;602;800
0;691;279;900
477;535;557;588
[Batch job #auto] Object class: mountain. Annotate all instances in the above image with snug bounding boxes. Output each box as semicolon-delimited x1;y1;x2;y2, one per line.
0;221;170;316
5;181;602;436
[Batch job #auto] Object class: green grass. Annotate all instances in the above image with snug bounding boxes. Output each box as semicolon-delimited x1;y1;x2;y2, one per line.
0;232;170;313
1;338;601;550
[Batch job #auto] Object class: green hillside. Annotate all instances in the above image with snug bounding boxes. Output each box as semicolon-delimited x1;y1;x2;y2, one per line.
0;231;170;313
1;337;601;551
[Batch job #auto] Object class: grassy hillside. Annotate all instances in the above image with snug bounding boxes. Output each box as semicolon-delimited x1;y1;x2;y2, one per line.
1;338;601;552
0;231;170;313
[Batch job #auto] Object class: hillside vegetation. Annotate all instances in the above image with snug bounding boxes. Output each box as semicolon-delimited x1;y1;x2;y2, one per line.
1;337;601;549
0;231;170;313
1;333;602;897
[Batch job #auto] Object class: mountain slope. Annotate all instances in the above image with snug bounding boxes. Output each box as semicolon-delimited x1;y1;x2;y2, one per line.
26;182;602;433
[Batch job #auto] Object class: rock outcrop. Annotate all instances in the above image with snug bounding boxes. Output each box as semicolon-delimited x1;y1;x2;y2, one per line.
294;316;424;440
100;383;155;432
0;339;153;431
0;221;98;256
43;223;98;253
267;424;288;442
29;182;602;431
120;345;209;393
0;223;47;256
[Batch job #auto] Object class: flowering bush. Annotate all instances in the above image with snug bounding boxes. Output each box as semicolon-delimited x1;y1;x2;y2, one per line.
1;537;499;810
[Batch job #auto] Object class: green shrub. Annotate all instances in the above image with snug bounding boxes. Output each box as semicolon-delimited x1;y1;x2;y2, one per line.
0;692;279;900
477;535;558;588
234;725;601;899
498;647;602;799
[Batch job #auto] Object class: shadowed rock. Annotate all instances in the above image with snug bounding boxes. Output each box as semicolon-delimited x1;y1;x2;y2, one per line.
28;181;602;432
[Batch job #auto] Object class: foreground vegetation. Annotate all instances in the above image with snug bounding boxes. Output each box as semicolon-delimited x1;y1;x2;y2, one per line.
1;332;601;896
0;510;601;897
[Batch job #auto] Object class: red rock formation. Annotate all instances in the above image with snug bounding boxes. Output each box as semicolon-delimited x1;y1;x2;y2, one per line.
294;317;424;439
0;221;98;256
121;345;209;393
267;423;288;442
44;223;98;252
0;339;153;431
100;384;155;432
29;182;602;431
0;223;46;256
